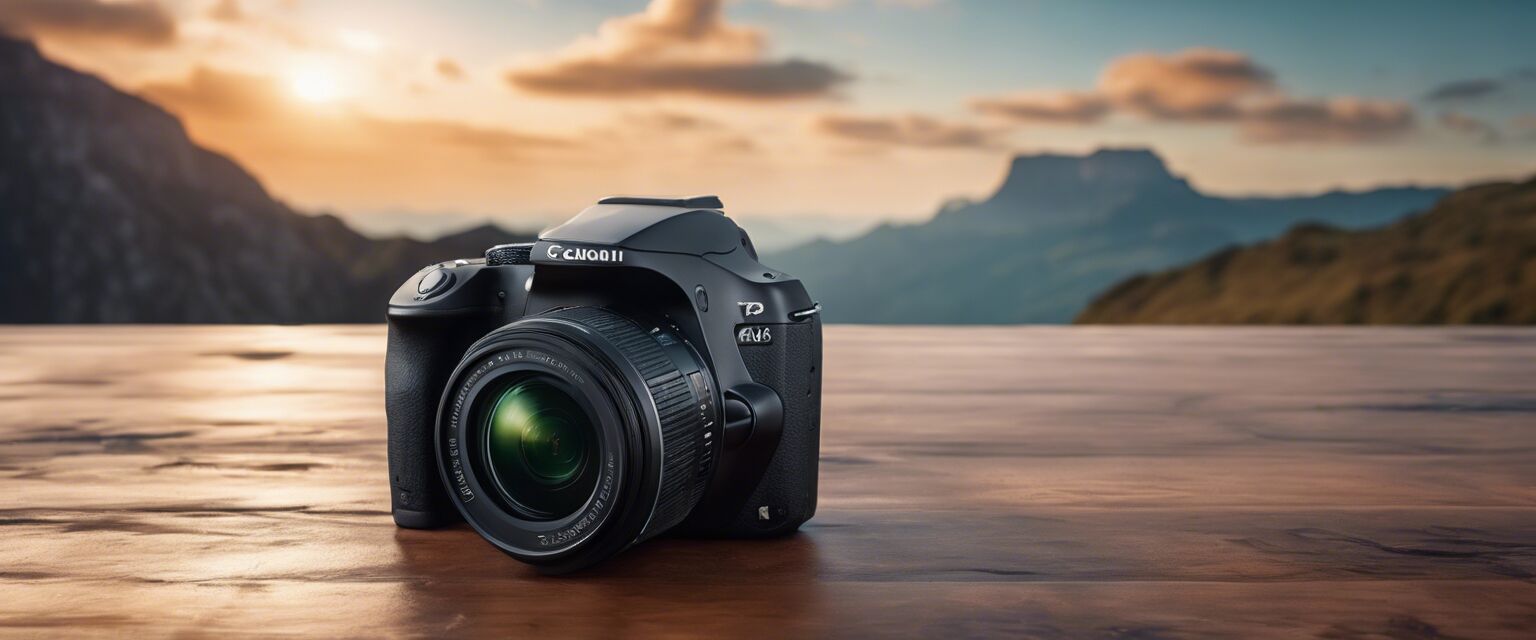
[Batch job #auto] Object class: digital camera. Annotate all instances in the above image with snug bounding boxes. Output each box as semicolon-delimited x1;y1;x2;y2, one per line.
385;195;822;574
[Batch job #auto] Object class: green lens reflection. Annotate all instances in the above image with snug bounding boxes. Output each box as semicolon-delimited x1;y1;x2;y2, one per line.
481;376;597;519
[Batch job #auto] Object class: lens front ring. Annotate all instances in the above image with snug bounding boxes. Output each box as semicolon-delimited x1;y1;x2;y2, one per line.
442;340;631;558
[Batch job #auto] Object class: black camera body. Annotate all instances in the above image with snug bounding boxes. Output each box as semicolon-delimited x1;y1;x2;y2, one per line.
385;195;822;573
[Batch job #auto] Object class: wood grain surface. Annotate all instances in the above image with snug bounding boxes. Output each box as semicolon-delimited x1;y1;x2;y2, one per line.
1;326;1533;638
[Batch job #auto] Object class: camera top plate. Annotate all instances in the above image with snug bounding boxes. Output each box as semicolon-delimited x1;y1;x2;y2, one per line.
595;195;724;209
542;195;740;255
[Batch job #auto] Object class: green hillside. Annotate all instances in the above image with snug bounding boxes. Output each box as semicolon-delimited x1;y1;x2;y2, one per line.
1076;178;1536;324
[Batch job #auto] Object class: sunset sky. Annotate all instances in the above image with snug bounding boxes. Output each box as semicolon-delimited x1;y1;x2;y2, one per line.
4;0;1534;236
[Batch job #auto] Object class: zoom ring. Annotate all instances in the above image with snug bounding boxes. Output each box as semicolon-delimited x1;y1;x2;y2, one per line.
544;307;710;541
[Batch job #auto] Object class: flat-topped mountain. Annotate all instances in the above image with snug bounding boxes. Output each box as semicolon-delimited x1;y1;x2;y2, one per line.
0;36;531;323
972;149;1197;225
768;149;1446;323
1076;177;1536;324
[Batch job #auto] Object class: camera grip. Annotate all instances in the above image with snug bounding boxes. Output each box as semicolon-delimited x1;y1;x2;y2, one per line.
729;318;823;536
386;314;490;529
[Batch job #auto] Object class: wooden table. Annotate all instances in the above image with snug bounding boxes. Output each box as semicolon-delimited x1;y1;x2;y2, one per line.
1;326;1533;638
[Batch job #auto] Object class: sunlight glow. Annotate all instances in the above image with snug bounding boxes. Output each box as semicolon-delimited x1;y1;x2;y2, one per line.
289;69;340;103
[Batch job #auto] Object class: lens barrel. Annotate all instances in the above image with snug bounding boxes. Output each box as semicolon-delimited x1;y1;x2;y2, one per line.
435;307;718;573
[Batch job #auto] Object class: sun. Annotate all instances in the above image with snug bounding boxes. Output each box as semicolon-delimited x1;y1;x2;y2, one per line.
289;69;340;104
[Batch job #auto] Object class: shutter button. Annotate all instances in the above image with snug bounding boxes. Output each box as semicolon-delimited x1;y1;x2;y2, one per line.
417;268;453;297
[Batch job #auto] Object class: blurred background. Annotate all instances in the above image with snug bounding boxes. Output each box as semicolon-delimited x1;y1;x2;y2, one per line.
0;0;1532;324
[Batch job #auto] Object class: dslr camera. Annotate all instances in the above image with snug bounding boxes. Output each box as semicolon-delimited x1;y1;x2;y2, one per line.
385;196;822;574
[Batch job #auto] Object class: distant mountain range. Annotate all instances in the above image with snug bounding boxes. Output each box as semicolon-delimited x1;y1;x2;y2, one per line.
0;35;1467;324
0;36;531;323
1076;177;1536;324
766;149;1448;323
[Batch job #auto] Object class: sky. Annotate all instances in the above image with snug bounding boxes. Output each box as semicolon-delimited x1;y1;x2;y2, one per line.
3;0;1534;237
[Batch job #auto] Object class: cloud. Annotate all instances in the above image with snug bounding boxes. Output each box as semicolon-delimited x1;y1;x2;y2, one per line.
965;47;1418;145
140;66;285;119
969;90;1111;124
208;0;243;23
511;58;849;99
134;64;816;216
0;0;176;47
1423;69;1536;103
1238;98;1415;144
141;66;572;161
1099;48;1274;121
352;117;571;161
583;110;762;158
1424;78;1502;102
1437;111;1500;143
713;135;759;153
622;110;723;131
504;0;851;99
436;58;464;80
810;113;1004;148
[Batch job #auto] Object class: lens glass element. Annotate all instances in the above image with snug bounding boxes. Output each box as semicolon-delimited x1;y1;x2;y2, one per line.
480;376;598;520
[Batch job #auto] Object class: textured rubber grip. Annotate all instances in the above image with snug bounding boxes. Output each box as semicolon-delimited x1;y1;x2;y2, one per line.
386;314;494;528
729;317;822;536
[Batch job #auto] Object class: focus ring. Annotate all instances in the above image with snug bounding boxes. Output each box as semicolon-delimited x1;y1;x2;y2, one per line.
543;307;711;541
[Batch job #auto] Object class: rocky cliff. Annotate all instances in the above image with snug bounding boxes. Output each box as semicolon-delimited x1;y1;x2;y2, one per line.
0;36;531;323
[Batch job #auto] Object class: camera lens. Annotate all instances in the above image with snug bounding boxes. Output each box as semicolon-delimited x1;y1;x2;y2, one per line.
436;307;719;573
480;376;598;520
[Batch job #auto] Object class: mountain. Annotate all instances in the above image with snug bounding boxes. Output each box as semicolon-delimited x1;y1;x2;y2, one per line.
0;36;532;323
766;149;1447;323
0;36;1457;325
1075;178;1536;324
729;214;877;253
